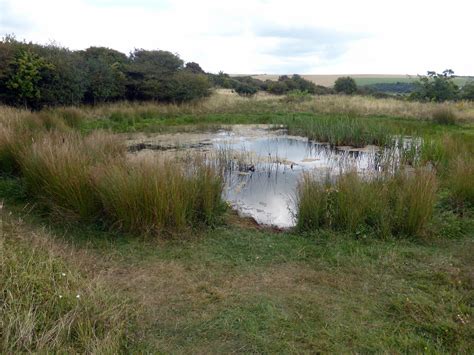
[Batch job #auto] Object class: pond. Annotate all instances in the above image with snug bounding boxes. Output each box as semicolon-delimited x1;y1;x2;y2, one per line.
128;125;391;228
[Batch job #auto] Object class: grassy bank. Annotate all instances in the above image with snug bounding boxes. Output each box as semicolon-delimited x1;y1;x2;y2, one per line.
0;212;132;353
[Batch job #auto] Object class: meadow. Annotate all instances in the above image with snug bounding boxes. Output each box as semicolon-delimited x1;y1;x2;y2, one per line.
1;91;473;352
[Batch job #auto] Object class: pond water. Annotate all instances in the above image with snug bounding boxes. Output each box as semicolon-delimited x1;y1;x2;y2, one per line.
213;130;383;228
128;125;389;228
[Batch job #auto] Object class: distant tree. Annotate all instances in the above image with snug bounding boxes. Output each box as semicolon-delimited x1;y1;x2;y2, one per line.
334;76;357;95
185;62;205;74
461;80;474;100
411;69;459;102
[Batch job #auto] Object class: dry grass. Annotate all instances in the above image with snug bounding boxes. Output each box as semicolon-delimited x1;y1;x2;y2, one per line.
21;90;471;123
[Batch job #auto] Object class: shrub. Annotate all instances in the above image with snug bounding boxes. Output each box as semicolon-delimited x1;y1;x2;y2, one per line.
296;168;437;237
334;76;357;95
235;83;258;96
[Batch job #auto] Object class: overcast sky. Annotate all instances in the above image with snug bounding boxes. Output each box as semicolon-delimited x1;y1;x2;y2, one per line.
1;0;473;75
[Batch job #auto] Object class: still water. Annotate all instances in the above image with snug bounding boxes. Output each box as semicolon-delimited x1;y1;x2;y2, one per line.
212;130;381;228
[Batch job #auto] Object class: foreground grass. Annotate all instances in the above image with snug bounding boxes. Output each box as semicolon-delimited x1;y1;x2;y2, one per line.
0;186;472;352
0;211;132;353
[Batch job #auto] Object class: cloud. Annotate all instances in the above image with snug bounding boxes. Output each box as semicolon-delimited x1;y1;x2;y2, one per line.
0;2;34;32
0;0;473;75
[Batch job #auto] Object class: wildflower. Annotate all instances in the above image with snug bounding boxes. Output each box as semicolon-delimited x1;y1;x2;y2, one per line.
61;272;66;277
59;295;63;299
76;294;80;299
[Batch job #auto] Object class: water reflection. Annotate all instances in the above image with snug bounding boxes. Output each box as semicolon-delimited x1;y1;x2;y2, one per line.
212;134;383;228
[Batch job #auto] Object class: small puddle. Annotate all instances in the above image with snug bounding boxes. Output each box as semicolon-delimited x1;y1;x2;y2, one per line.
128;125;401;229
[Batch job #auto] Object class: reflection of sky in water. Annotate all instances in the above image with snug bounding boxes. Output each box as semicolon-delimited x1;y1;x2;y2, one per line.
213;133;382;228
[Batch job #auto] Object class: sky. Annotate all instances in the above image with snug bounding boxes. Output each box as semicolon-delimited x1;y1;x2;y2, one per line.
1;0;473;75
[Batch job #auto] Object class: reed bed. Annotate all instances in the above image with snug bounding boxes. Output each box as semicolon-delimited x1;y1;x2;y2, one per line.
297;168;438;237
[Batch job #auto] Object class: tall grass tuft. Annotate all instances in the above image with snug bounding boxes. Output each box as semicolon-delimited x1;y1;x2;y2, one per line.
95;158;224;235
296;168;437;237
18;131;123;220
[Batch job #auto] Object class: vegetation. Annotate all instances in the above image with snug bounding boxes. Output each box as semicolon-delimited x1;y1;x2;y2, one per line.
0;215;131;353
0;43;473;351
411;70;460;102
334;76;358;95
297;169;438;237
0;36;210;109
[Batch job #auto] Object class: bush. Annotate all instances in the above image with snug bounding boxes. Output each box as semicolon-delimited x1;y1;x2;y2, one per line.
334;76;357;95
297;168;437;237
235;82;258;96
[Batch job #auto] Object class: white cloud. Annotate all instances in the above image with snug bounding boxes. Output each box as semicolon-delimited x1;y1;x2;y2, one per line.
0;0;473;75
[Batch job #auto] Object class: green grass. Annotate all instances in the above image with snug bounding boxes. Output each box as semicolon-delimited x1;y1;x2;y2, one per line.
297;169;438;237
353;76;469;86
0;214;131;353
0;189;472;352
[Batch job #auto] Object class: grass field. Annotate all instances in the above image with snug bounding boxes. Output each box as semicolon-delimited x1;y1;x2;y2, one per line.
247;74;471;87
1;91;473;352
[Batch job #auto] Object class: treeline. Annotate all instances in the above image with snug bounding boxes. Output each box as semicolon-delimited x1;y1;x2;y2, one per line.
209;72;333;96
0;35;211;109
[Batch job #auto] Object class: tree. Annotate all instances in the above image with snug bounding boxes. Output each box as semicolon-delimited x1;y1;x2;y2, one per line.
125;49;184;100
461;80;474;100
36;45;88;106
185;62;205;74
334;76;357;95
81;47;127;104
5;49;52;108
411;70;459;102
